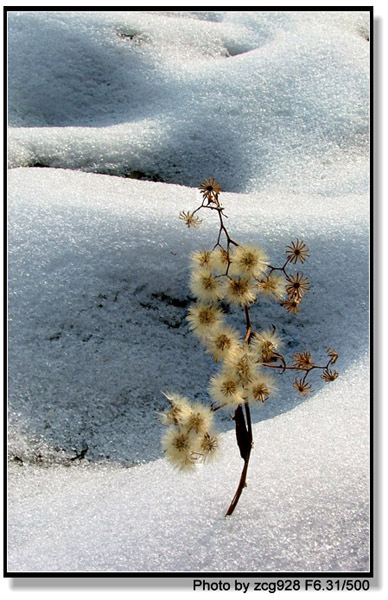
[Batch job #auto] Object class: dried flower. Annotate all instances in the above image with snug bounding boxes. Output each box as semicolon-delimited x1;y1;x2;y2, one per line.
162;428;196;471
251;329;282;363
223;276;257;306
179;210;202;228
282;298;301;314
204;324;241;362
190;250;213;269
160;392;192;425
162;179;338;516
286;240;310;264
182;403;214;434
293;351;315;370
248;373;277;403
257;273;287;300
186;302;223;338
209;371;245;407
327;348;339;365
190;269;223;303
230;245;268;277
293;377;312;395
285;272;310;301
199;178;221;202
321;367;339;382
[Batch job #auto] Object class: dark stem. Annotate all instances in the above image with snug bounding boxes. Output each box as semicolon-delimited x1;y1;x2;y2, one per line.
225;305;254;517
225;404;253;516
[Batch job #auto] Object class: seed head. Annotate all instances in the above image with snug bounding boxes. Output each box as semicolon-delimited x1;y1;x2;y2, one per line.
257;273;287;300
211;247;229;274
190;250;213;270
179;210;202;229
248;373;277;403
223;276;257;306
209;371;245;407
199;431;220;462
204;324;241;362
190;269;223;303
160;392;192;425
293;377;312;395
285;272;310;301
321;367;339;382
286;240;310;264
182;403;213;434
162;428;197;471
327;348;339;365
186;302;224;338
251;329;282;363
199;178;221;203
281;298;301;314
293;351;315;370
230;245;268;278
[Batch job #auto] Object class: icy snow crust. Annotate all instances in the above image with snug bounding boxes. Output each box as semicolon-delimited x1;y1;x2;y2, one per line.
8;356;369;573
8;168;369;573
7;10;370;573
8;168;369;467
8;10;369;196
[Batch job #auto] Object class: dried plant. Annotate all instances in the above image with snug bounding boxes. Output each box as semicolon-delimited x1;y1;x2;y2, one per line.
161;179;339;516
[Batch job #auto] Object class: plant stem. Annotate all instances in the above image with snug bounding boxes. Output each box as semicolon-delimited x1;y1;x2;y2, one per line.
225;306;254;517
225;404;253;516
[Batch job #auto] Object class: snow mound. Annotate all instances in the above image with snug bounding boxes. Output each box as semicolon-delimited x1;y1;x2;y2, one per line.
8;10;369;195
7;353;369;573
8;168;369;466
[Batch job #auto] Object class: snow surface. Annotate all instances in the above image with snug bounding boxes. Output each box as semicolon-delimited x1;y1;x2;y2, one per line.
8;355;369;573
7;9;370;575
8;10;369;196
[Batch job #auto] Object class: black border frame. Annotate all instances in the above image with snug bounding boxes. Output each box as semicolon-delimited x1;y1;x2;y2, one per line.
3;5;374;580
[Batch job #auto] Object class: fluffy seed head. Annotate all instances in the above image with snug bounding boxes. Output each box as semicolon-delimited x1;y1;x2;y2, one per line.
247;373;277;403
230;245;268;277
160;392;192;425
224;345;256;386
199;431;220;462
211;247;229;274
223;276;257;306
186;302;223;339
251;329;282;363
209;371;245;407
162;428;197;471
257;273;287;300
190;269;223;303
204;324;241;362
182;403;213;434
190;250;213;270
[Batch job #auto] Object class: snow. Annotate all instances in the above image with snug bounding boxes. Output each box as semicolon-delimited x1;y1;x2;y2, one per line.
8;10;369;196
6;9;370;575
8;168;369;469
8;355;369;573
